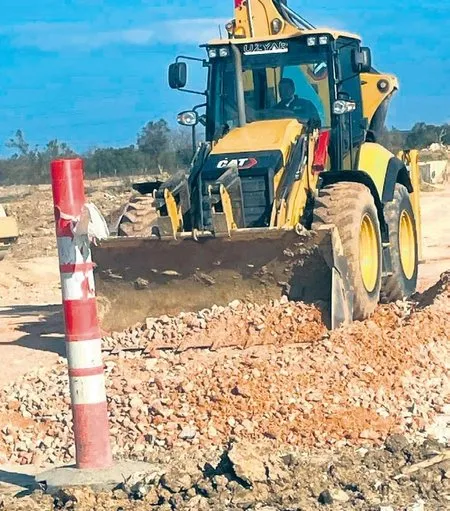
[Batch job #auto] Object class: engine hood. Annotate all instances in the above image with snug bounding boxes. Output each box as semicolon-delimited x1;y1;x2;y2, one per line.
210;118;304;157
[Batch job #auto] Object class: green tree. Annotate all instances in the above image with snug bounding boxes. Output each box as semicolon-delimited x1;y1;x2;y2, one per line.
406;123;444;149
137;119;170;170
6;129;30;157
171;128;194;167
84;146;149;178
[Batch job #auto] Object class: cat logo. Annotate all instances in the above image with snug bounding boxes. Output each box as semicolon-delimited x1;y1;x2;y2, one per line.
217;157;258;170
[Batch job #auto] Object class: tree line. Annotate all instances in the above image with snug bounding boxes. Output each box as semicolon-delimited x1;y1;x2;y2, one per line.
0;119;193;185
379;123;450;156
0;120;448;185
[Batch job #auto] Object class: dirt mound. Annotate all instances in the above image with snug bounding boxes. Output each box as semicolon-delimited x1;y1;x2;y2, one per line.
0;273;448;470
413;270;450;309
0;183;131;260
103;297;327;353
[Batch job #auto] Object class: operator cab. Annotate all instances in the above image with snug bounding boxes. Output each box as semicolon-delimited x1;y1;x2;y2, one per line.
169;31;372;171
207;36;329;134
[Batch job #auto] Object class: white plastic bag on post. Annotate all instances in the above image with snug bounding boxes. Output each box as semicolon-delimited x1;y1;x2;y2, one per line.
72;203;109;262
73;203;109;243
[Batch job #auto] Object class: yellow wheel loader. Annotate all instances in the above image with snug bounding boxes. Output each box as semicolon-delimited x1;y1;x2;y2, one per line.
0;205;19;261
92;0;422;333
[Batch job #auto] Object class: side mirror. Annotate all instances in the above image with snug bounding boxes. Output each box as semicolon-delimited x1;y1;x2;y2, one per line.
352;47;372;73
169;62;187;89
177;110;198;126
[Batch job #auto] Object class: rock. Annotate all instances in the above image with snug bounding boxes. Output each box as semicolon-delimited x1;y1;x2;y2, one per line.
359;429;380;441
196;479;215;498
162;469;193;493
227;444;267;486
145;359;158;371
208;425;218;438
318;490;334;505
53;489;77;509
328;488;350;503
265;458;290;483
134;278;149;290
179;426;197;440
407;501;425;511
228;417;236;428
142;488;160;506
130;396;144;409
121;469;163;500
385;434;409;454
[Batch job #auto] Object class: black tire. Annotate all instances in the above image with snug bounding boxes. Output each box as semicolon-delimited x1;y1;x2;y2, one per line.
381;184;418;302
118;195;158;237
312;182;382;320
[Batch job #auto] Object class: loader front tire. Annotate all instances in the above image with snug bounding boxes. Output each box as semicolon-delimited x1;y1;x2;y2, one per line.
381;184;418;302
118;195;158;237
313;182;382;320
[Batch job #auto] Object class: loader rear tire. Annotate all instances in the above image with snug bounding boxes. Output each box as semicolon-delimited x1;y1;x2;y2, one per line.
381;184;418;302
312;182;382;320
118;195;158;237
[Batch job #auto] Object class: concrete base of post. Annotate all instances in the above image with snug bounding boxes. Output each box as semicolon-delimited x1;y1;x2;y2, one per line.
35;460;158;494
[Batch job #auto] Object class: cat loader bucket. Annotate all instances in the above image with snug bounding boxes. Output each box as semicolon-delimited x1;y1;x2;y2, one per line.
91;224;353;334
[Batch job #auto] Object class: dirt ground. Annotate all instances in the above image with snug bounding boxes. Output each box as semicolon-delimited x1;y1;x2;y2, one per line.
0;181;449;510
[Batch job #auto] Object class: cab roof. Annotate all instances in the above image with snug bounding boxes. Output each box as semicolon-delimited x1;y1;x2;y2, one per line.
207;28;361;47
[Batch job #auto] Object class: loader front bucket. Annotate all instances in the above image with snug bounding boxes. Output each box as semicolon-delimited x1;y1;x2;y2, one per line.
91;225;353;333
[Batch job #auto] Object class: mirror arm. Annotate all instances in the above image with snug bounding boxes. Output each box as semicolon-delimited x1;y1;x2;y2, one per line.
178;89;207;96
176;55;205;64
193;103;207;112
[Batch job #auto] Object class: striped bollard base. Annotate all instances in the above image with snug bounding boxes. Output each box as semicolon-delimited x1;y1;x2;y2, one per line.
51;159;112;470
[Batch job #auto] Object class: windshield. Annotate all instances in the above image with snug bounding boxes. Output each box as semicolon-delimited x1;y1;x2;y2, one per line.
209;39;332;138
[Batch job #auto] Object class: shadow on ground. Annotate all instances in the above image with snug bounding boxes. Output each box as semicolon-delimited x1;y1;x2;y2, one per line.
0;304;66;357
0;468;39;497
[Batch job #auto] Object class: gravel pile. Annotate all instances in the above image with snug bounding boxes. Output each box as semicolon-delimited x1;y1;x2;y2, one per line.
0;273;448;470
102;297;327;353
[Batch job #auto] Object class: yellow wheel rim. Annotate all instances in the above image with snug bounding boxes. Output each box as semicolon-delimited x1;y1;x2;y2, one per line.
399;210;415;279
359;213;379;293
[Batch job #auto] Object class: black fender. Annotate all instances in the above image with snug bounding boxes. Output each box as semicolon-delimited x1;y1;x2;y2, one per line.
319;170;387;237
382;157;414;203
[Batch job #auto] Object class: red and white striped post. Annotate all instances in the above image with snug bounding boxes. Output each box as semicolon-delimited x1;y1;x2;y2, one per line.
50;158;113;470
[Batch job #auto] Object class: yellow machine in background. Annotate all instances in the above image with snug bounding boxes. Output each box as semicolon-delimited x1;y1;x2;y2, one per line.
0;205;19;261
92;0;422;333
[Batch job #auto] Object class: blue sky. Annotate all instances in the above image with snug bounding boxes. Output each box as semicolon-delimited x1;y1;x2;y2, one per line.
0;0;449;155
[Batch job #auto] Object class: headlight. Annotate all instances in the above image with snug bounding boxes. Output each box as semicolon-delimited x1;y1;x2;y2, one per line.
219;47;230;58
319;35;328;45
271;18;282;34
307;36;317;46
333;100;357;115
208;48;218;59
177;111;198;126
